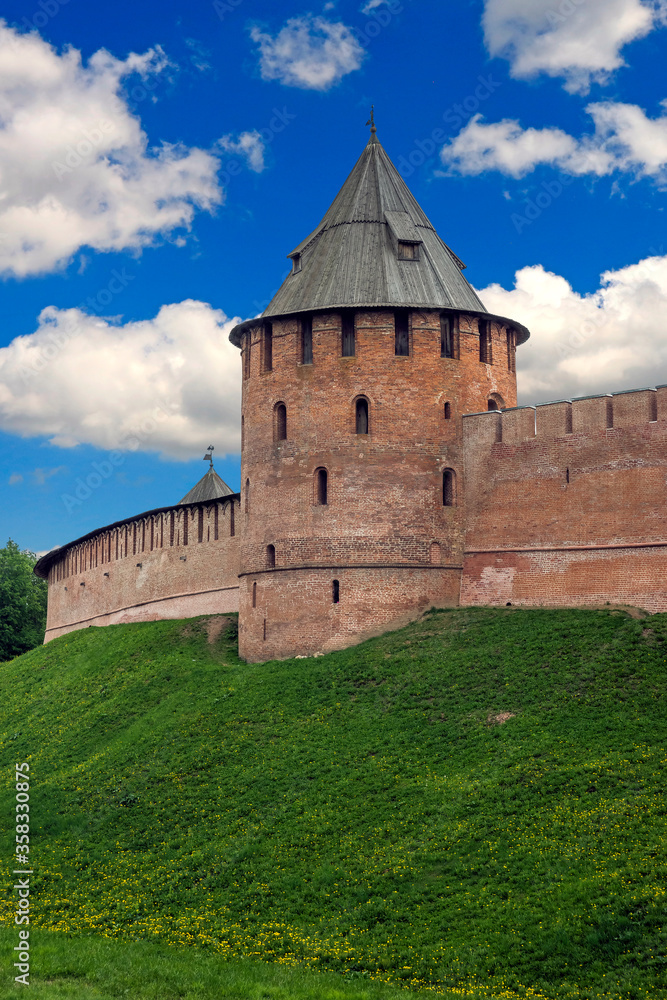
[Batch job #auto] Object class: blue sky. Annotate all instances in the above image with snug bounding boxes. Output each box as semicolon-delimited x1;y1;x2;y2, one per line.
0;0;666;554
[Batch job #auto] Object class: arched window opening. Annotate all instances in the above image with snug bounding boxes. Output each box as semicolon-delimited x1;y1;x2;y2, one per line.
245;478;250;514
488;399;499;411
355;397;369;435
301;315;313;365
266;544;275;569
430;542;442;565
444;401;452;420
341;313;355;357
443;469;456;507
263;321;273;372
252;581;257;608
332;579;340;604
394;310;410;356
606;401;614;428
316;467;328;505
275;402;287;441
479;320;492;364
488;393;505;411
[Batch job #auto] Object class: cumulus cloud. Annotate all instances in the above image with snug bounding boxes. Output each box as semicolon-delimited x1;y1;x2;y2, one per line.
482;0;662;93
361;0;389;11
476;254;667;402
217;130;266;172
0;22;224;277
8;473;23;486
250;15;365;90
0;301;242;460
441;102;667;181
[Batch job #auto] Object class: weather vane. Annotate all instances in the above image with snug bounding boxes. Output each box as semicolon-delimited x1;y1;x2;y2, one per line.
365;105;376;136
204;445;214;468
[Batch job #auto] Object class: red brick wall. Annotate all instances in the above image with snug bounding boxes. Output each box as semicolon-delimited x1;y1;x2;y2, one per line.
44;499;240;642
238;307;519;661
461;388;667;612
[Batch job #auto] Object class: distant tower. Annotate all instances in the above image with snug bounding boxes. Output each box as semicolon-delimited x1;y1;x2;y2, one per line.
229;121;529;662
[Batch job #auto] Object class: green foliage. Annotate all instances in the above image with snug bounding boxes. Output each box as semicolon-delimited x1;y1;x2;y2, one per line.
0;538;47;661
0;608;666;999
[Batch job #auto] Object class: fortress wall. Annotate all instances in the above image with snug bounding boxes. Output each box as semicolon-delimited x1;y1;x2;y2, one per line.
238;308;519;660
43;499;240;642
461;389;667;611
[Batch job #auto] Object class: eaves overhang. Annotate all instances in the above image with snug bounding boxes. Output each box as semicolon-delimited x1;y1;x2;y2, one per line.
228;306;530;349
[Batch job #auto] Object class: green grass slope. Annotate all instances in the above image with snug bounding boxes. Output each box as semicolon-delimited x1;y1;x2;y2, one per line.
1;607;666;1000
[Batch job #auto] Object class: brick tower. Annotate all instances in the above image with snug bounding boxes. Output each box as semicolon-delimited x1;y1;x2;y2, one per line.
229;121;529;662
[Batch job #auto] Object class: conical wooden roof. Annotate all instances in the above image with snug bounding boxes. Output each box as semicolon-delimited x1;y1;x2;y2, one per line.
178;466;234;505
264;132;486;318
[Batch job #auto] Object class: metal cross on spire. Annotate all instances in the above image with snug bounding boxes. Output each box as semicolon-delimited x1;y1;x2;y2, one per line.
365;105;377;142
203;445;214;468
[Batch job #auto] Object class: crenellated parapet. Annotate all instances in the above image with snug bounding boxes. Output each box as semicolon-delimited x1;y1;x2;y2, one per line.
461;385;667;614
36;496;240;642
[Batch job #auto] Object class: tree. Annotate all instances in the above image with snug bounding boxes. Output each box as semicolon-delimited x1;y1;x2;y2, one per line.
0;539;47;661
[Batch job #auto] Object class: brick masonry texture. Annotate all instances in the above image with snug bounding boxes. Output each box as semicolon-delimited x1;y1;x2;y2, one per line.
238;308;518;661
461;388;667;612
43;500;240;641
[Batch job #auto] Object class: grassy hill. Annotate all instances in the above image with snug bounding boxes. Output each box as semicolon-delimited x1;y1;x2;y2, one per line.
1;607;666;999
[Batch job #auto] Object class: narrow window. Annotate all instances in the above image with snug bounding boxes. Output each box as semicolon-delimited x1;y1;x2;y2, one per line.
198;507;204;543
506;328;516;373
292;253;302;274
241;415;244;450
252;581;257;608
398;241;418;260
394;310;410;356
566;468;570;484
263;618;267;641
243;331;251;379
245;478;250;514
170;511;175;546
301;315;313;365
650;393;658;422
316;467;328;505
565;406;573;433
214;505;219;540
355;397;369;434
479;320;492;364
263;322;273;372
266;544;275;569
133;523;137;556
430;542;441;564
606;401;613;428
275;402;287;441
443;469;455;507
332;579;340;603
183;512;188;546
444;401;452;420
230;501;235;536
341;313;355;357
441;315;453;358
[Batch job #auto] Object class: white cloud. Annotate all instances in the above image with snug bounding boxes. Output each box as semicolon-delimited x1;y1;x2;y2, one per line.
0;301;242;460
8;473;23;485
250;15;365;90
0;23;224;277
441;102;667;181
361;0;388;11
33;466;67;485
217;130;266;172
476;254;667;402
482;0;661;93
